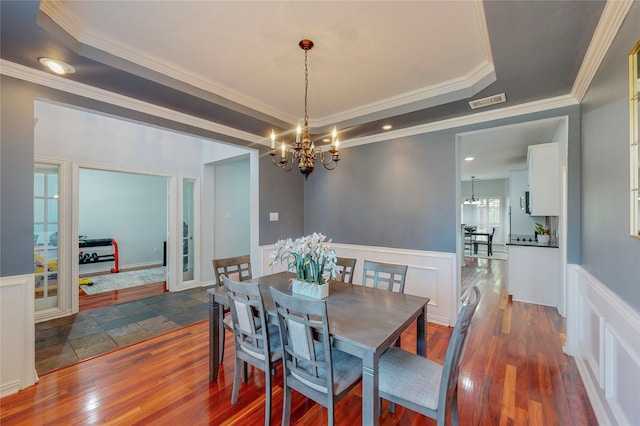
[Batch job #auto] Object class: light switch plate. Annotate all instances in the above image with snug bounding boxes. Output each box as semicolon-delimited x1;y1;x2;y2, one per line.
269;212;279;221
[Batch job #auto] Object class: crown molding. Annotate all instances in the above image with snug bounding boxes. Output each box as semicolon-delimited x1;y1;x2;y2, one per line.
1;59;578;150
313;61;496;128
40;0;496;128
342;94;579;149
0;60;263;145
571;0;633;102
38;0;293;124
39;0;85;40
474;0;494;64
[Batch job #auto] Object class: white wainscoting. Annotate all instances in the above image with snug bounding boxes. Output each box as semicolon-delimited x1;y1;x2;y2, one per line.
0;274;37;397
260;243;457;326
566;264;640;426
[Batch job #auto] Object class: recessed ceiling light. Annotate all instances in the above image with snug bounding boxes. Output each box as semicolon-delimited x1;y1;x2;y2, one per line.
382;124;392;130
38;57;75;75
465;157;474;161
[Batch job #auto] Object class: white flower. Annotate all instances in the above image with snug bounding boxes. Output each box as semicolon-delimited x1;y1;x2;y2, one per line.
269;233;339;283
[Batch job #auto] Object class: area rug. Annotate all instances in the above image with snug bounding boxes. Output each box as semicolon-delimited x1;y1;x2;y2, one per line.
80;266;166;295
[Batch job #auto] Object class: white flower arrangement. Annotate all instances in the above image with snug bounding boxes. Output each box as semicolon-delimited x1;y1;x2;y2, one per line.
269;232;338;284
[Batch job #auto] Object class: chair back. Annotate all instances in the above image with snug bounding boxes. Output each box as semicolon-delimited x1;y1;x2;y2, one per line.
214;255;252;286
335;257;357;284
270;288;335;404
439;286;481;417
362;260;408;293
223;276;274;366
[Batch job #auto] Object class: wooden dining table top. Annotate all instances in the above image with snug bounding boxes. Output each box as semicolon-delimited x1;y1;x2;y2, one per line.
208;271;429;354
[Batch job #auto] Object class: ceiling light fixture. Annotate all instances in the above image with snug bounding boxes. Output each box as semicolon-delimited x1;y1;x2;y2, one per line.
463;176;482;205
269;40;340;180
465;156;474;161
38;57;75;75
382;124;392;130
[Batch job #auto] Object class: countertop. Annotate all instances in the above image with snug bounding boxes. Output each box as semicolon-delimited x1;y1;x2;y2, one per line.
507;234;559;248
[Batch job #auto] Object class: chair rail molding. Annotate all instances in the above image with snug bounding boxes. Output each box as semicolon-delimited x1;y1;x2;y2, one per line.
565;263;640;426
260;243;457;326
1;274;37;397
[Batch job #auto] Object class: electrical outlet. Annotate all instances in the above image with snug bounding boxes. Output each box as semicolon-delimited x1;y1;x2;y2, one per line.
269;212;279;221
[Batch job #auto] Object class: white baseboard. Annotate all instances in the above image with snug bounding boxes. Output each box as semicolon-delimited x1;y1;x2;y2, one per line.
0;274;37;397
566;264;640;426
260;243;457;326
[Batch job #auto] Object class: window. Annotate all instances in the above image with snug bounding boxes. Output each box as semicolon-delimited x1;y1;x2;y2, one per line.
462;196;503;244
34;163;60;311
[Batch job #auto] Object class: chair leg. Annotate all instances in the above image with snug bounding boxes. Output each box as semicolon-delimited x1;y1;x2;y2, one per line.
282;385;292;426
231;357;242;404
394;335;401;348
218;310;225;363
264;369;272;426
450;393;460;426
242;360;248;383
328;402;334;426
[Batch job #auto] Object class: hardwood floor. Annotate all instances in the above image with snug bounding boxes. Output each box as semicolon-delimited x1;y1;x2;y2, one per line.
79;281;168;310
2;258;597;425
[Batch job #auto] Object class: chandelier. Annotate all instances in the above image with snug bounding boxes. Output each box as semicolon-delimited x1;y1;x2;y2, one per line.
463;176;481;205
269;39;340;180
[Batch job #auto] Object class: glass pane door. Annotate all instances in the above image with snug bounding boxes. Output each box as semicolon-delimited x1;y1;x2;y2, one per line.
182;178;195;282
34;164;60;311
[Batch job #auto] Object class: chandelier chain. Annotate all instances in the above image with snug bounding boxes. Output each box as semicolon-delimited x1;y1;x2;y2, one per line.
304;49;309;126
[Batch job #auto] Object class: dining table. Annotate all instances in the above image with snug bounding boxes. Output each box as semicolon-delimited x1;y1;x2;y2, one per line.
208;271;430;425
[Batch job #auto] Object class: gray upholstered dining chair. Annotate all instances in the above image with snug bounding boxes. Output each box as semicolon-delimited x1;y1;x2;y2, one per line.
378;286;481;426
361;260;408;293
223;276;282;426
270;288;362;426
213;255;253;362
335;257;357;284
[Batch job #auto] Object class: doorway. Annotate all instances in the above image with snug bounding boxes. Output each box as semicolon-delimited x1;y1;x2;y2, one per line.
77;168;169;307
456;116;569;314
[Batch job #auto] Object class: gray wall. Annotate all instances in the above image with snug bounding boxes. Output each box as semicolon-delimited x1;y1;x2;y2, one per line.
0;77;35;277
0;75;581;279
0;75;303;278
305;134;455;251
305;106;581;261
259;154;304;245
580;3;640;311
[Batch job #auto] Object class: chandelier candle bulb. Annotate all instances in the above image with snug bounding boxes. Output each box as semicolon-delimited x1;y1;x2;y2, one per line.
281;142;286;159
270;130;276;150
296;123;301;143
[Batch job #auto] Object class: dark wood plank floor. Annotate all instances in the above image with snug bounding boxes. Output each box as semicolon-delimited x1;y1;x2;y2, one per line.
2;257;597;425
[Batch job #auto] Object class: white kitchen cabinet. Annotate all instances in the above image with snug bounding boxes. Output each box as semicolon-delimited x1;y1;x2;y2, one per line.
507;245;560;308
527;142;560;216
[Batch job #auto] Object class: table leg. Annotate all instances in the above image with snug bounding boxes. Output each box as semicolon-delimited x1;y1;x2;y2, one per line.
361;352;379;426
417;305;427;357
209;294;220;382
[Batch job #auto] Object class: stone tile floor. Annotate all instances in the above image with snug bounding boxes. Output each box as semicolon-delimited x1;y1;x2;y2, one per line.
35;286;212;375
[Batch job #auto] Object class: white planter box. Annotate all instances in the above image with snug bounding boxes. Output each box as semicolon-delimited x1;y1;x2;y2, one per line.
292;280;329;299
